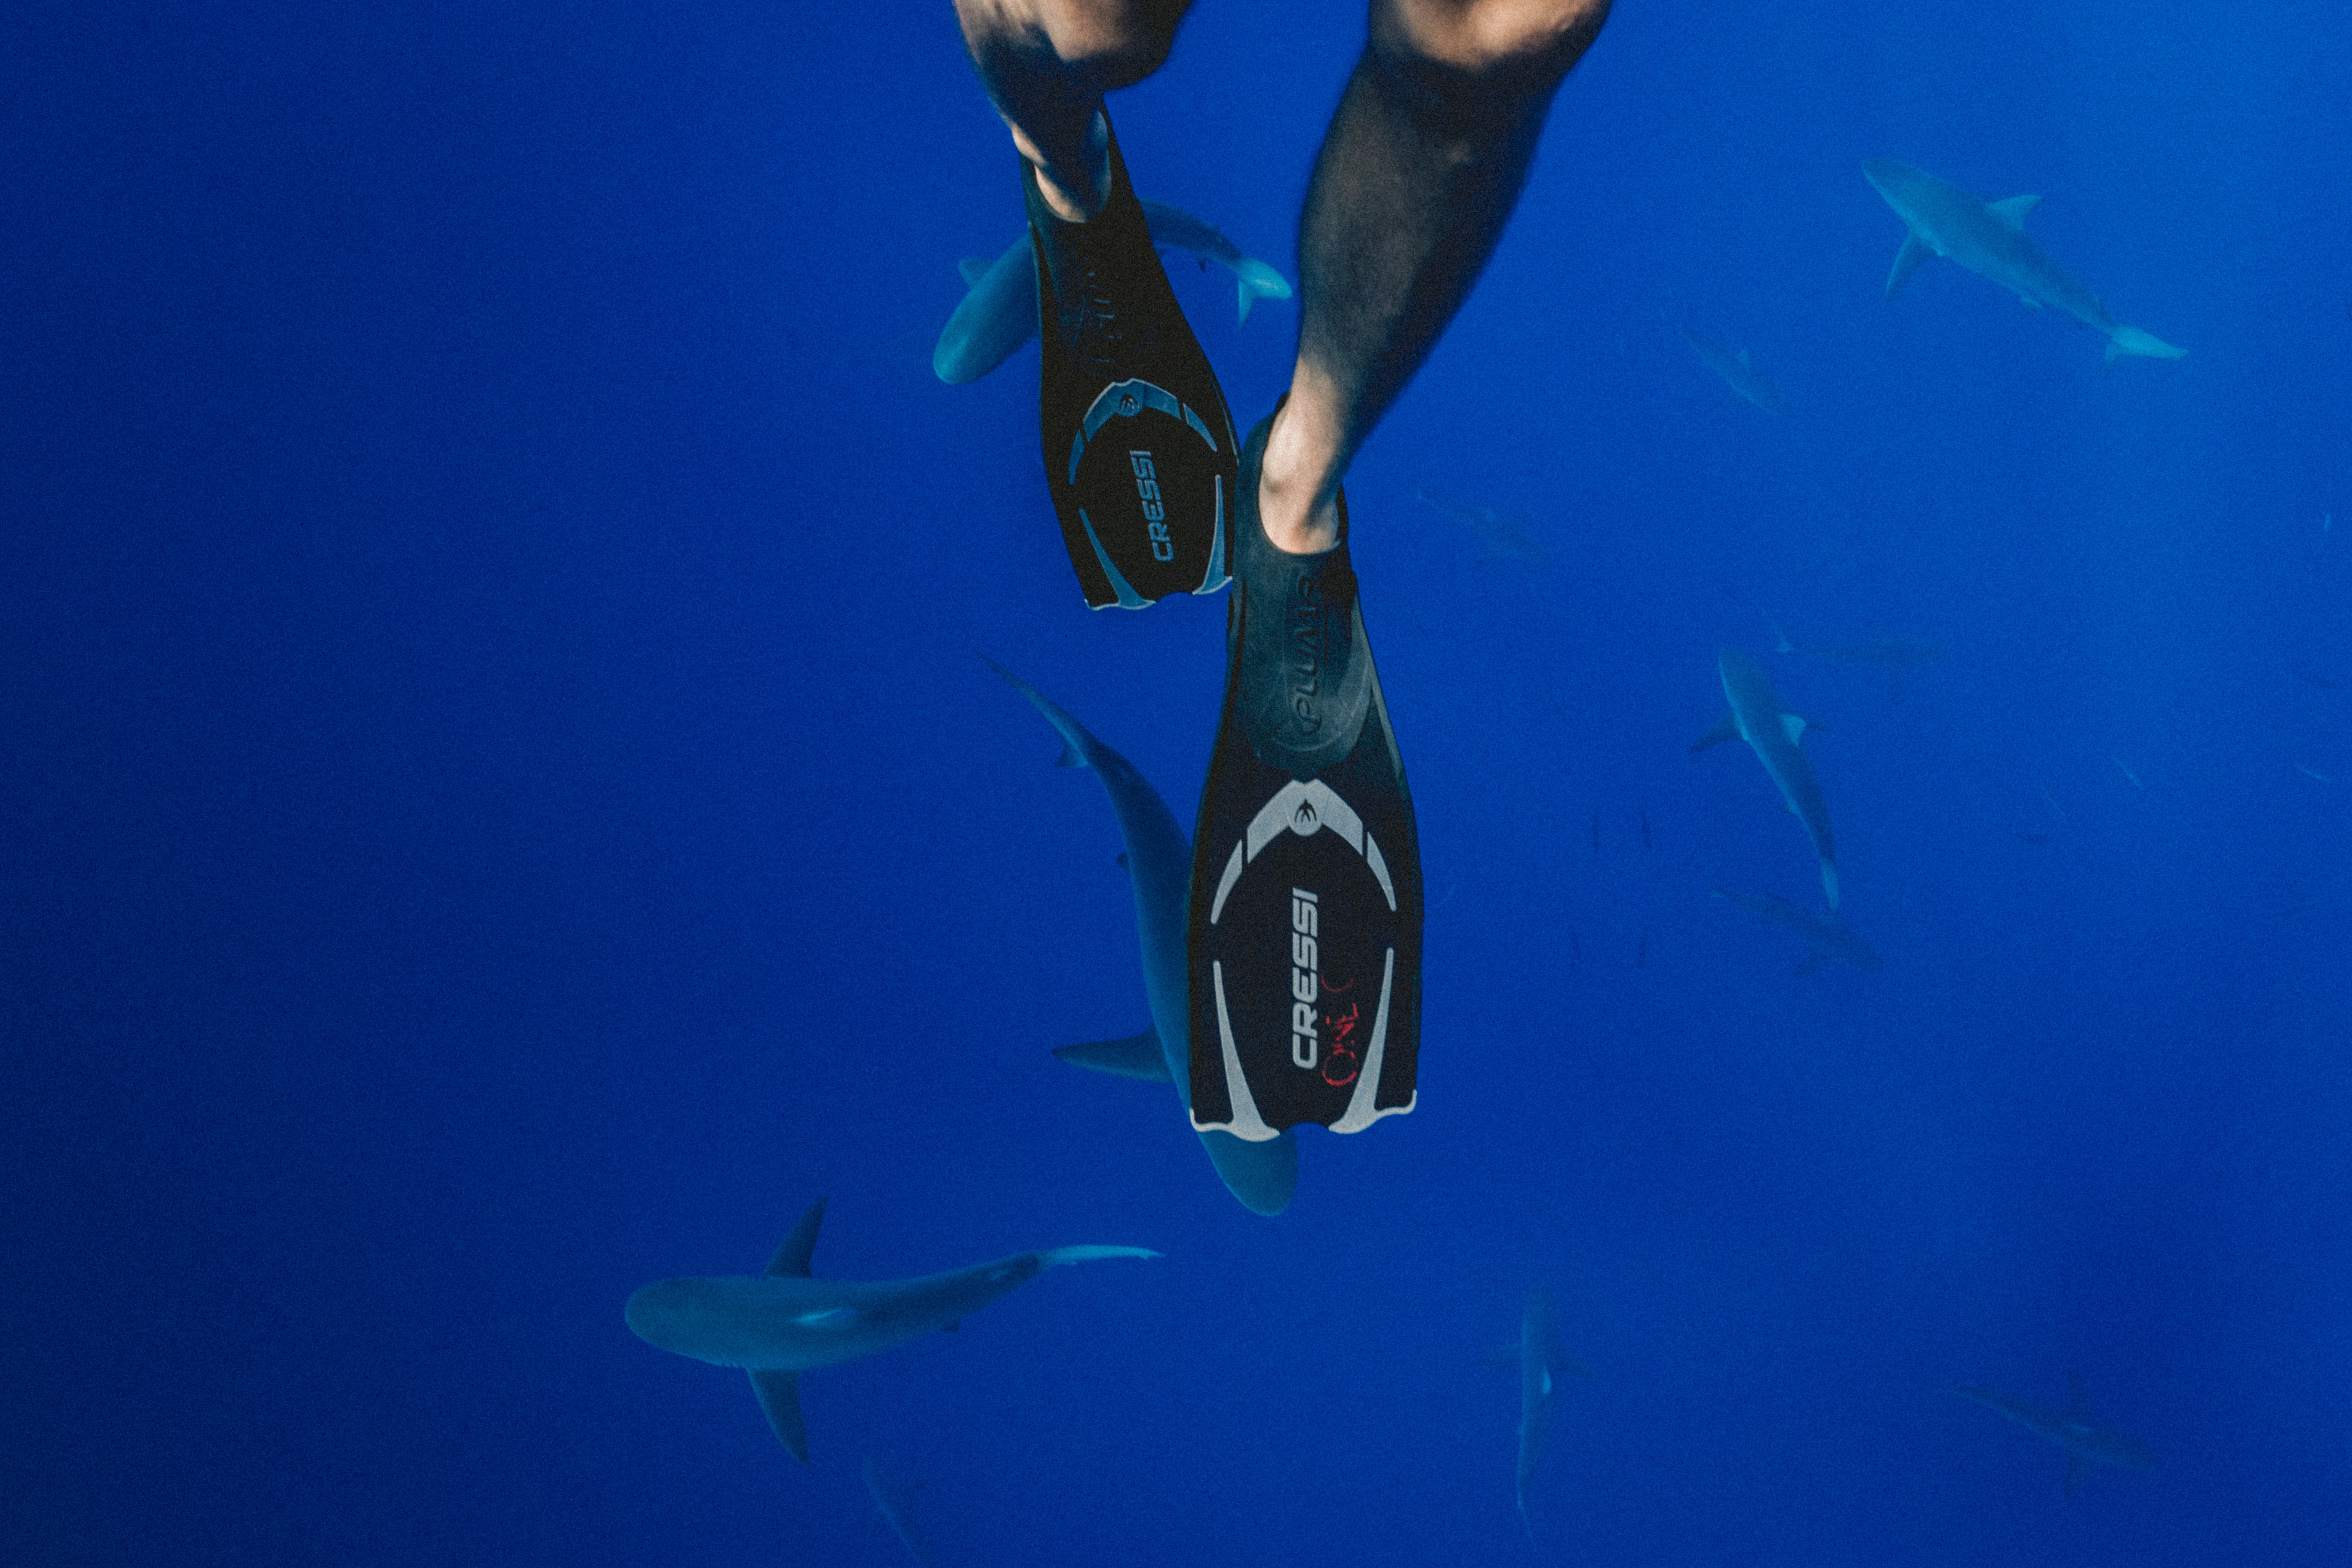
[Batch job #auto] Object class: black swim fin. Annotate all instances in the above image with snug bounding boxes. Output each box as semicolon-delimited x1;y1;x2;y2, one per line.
1026;112;1235;609
1186;410;1421;1138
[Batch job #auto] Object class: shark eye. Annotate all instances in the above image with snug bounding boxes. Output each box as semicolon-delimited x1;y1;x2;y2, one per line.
793;1307;857;1328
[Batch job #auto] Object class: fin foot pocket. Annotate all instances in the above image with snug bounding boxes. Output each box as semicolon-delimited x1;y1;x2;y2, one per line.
1186;411;1422;1136
1027;113;1236;609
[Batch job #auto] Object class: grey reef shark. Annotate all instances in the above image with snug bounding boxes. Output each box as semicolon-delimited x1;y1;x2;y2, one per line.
1953;1377;2156;1494
1412;488;1547;565
1693;647;1842;911
625;1198;1157;1461
934;199;1292;384
1676;323;1785;413
1487;1289;1587;1540
1713;886;1880;975
862;1452;937;1568
1865;158;2184;368
1770;619;1945;697
989;660;1300;1216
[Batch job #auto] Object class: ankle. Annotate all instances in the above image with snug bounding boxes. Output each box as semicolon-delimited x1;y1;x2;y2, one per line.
1256;403;1344;554
1022;110;1112;223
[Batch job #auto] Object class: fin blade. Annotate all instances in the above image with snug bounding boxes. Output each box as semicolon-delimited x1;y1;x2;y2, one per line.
765;1198;825;1278
1052;1029;1172;1081
749;1369;809;1462
1886;233;1935;299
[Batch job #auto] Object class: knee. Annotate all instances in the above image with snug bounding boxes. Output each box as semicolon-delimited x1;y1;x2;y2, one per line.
1371;0;1611;87
963;0;1189;92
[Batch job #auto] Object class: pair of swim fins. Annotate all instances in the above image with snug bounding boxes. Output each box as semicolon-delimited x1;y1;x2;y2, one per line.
1023;117;1421;1139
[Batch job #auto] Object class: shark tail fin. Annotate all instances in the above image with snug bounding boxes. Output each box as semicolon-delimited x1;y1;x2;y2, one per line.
1233;260;1293;324
1038;1244;1161;1267
2104;326;2185;365
1053;1029;1172;1081
749;1369;809;1462
983;656;1098;771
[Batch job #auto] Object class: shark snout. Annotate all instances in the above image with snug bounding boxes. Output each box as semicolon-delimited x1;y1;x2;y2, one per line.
625;1278;706;1351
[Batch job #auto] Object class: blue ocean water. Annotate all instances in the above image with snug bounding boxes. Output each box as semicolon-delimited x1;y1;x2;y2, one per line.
5;1;2349;1563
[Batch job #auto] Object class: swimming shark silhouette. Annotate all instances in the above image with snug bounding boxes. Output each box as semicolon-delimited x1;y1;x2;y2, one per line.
1770;619;1945;696
1692;647;1841;910
1953;1377;2156;1494
989;660;1299;1216
1490;1289;1585;1539
862;1452;937;1568
1412;488;1546;564
1865;159;2184;368
625;1198;1157;1461
934;200;1291;383
1676;324;1785;413
1712;886;1880;975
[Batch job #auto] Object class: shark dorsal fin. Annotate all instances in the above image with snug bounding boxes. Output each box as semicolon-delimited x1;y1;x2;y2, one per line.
1780;712;1807;746
1988;193;2042;229
766;1198;826;1278
957;256;992;287
1735;348;1751;368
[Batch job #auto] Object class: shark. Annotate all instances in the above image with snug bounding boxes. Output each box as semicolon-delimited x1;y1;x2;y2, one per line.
1489;1289;1586;1539
1412;489;1547;565
934;199;1292;384
1713;886;1881;975
1770;620;1945;696
625;1198;1157;1462
1692;647;1841;911
1676;324;1785;413
1953;1378;2156;1494
862;1452;937;1568
1865;159;2184;367
989;660;1300;1216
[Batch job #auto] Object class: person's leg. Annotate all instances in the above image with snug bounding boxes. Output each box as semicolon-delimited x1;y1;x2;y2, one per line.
952;0;1191;222
953;0;1233;611
1258;0;1611;552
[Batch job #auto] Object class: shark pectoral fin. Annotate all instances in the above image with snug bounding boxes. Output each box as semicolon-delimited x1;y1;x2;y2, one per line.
1053;1029;1172;1081
1885;233;1935;299
957;257;992;288
1690;711;1739;753
749;1369;809;1462
1793;951;1831;977
765;1198;826;1279
1987;193;2042;229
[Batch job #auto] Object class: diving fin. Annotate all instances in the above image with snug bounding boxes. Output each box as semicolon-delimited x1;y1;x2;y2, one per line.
1187;409;1421;1140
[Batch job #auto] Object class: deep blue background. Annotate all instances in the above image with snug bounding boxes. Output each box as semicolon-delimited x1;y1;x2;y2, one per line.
6;1;2348;1563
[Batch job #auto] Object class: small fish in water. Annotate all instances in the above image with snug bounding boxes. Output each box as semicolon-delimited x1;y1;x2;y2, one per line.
1675;322;1786;413
2111;756;2144;790
2290;758;2335;784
